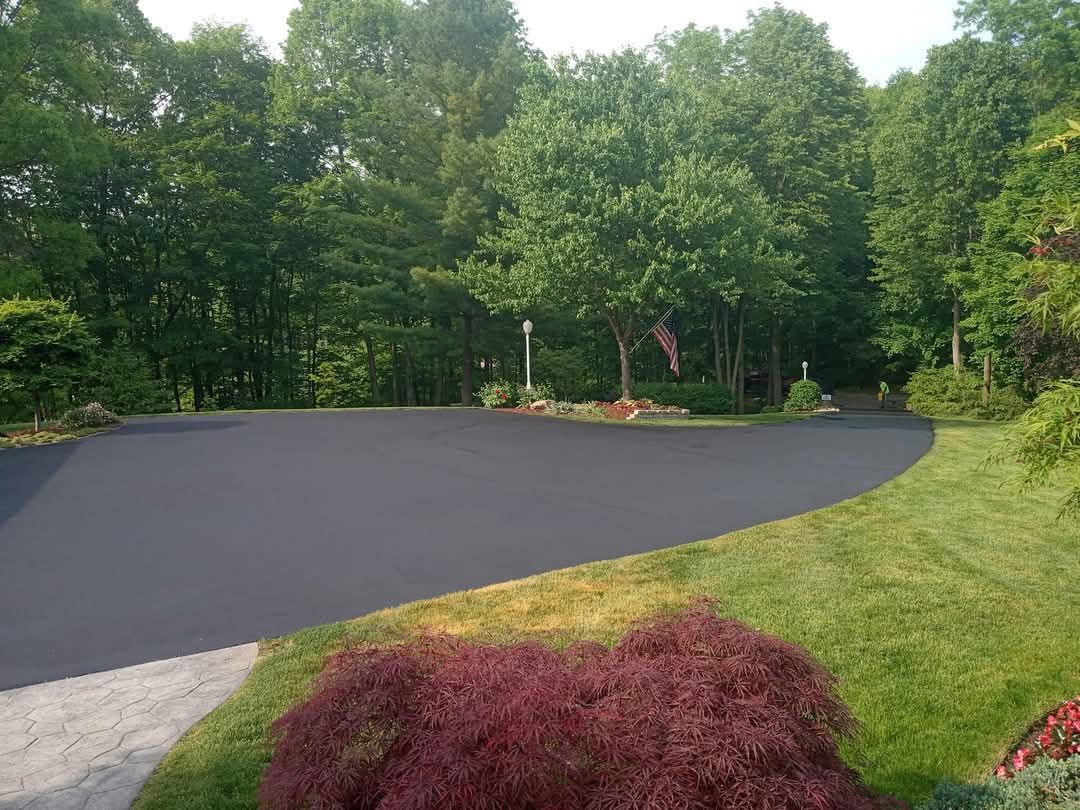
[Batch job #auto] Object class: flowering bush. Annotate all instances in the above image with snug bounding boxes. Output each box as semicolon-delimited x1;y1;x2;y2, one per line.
260;601;887;810
784;379;823;411
478;380;556;408
996;696;1080;780
57;402;117;430
478;379;516;408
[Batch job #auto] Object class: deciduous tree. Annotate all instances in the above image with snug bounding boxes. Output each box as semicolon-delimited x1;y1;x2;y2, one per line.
0;297;94;429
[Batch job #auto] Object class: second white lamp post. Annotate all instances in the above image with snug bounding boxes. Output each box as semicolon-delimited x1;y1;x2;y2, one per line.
523;319;533;390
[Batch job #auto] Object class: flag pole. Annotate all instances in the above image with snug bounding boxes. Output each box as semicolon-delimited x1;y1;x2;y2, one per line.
629;305;675;355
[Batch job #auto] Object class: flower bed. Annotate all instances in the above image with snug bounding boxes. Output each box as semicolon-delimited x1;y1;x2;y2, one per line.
996;695;1080;779
519;398;688;420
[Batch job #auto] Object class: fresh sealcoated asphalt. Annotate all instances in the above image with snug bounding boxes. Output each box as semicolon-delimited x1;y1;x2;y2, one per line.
0;409;930;689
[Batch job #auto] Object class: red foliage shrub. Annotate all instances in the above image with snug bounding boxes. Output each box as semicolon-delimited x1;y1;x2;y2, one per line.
259;601;884;810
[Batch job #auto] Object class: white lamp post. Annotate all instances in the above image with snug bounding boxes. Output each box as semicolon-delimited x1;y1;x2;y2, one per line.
801;360;809;381
523;319;533;390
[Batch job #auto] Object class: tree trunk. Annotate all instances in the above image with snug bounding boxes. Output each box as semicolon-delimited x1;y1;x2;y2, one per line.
769;316;782;406
364;334;380;405
171;368;181;412
31;392;42;433
983;352;992;406
404;348;416;405
433;356;444;406
462;314;473;407
722;303;733;387
734;299;746;415
952;292;962;373
192;366;203;412
391;343;401;406
608;314;634;401
711;300;723;384
617;338;632;401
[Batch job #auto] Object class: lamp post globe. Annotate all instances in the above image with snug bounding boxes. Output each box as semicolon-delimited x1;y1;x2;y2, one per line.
523;320;534;389
801;360;809;381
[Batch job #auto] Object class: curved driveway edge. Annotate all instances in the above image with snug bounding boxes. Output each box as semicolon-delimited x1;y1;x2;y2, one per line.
0;644;257;809
0;409;931;689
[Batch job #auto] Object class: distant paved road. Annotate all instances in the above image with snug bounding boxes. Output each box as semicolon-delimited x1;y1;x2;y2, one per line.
0;409;930;688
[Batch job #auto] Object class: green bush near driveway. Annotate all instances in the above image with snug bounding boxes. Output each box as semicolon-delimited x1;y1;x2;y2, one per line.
784;379;822;411
905;367;1026;420
633;382;733;413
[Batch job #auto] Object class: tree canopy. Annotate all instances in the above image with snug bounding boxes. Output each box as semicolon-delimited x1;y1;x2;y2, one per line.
0;0;1076;423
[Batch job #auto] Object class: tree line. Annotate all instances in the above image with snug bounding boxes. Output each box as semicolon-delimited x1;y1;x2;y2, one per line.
1;0;1077;420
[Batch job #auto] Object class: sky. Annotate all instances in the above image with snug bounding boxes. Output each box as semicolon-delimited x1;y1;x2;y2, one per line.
138;0;961;86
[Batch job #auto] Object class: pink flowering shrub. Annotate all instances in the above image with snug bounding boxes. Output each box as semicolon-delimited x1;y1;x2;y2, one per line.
996;695;1080;779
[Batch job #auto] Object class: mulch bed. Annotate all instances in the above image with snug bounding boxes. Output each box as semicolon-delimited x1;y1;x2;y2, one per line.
496;400;681;421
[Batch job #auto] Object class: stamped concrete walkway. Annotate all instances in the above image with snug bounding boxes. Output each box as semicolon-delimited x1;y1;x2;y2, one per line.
0;644;257;809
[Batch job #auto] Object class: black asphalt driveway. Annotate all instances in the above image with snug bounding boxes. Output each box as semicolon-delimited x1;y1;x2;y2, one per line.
0;409;930;688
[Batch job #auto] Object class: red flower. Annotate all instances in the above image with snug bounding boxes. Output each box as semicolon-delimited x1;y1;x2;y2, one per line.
995;765;1008;779
1012;748;1032;771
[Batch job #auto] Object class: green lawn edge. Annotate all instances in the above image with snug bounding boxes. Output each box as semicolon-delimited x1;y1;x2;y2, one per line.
134;419;1080;808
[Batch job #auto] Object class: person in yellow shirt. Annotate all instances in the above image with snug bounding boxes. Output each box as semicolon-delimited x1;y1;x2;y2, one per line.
879;380;890;409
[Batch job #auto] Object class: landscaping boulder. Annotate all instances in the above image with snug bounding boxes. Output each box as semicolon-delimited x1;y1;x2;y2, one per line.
529;399;555;411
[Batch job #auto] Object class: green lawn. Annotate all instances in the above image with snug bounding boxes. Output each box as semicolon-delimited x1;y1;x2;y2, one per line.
135;420;1080;808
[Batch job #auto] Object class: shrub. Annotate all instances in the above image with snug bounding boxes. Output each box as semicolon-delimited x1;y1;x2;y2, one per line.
57;402;116;431
549;400;576;414
905;367;1027;420
478;380;555;408
573;401;606;417
261;601;884;810
761;404;784;414
515;381;554;407
634;382;733;413
478;379;516;408
920;756;1080;810
989;379;1080;517
785;379;823;412
77;345;172;414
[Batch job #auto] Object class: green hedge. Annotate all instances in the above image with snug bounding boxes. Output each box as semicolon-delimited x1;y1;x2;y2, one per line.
920;757;1080;809
905;366;1026;420
784;380;822;412
633;383;733;414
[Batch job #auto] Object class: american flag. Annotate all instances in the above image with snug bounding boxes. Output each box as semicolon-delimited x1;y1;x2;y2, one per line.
651;308;680;377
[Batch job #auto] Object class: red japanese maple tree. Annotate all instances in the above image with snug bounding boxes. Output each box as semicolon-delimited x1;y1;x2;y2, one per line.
260;601;884;809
